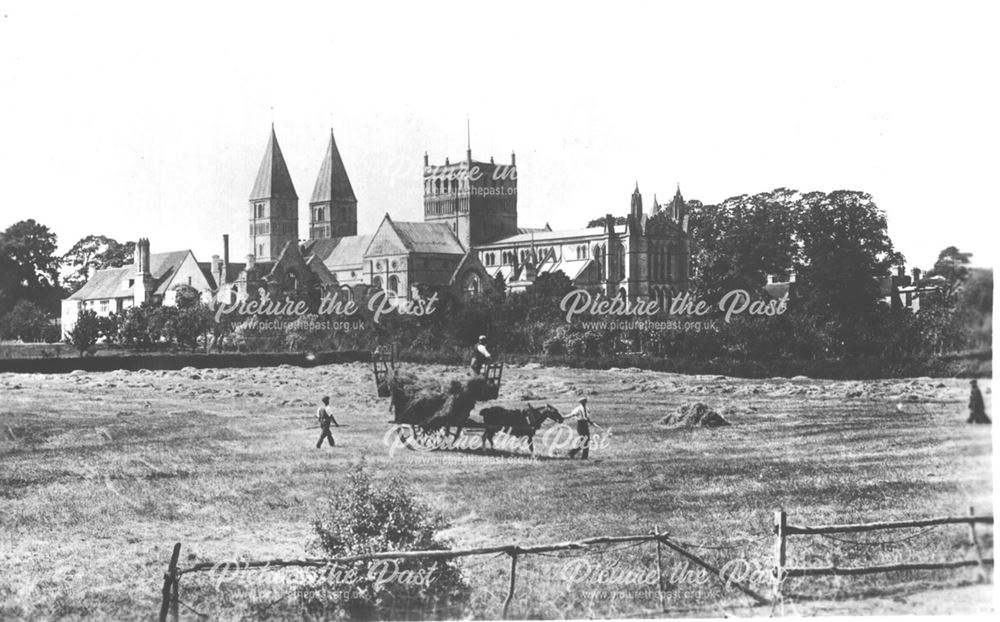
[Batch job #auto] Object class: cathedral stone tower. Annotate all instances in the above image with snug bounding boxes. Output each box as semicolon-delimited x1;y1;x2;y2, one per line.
309;129;357;240
423;146;518;249
249;126;299;262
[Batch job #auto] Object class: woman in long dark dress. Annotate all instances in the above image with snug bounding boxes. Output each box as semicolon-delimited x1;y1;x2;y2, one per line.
967;379;991;424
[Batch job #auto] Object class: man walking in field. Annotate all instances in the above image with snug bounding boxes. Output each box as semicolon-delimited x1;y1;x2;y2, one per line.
567;397;594;459
471;335;492;375
316;396;340;448
967;379;991;424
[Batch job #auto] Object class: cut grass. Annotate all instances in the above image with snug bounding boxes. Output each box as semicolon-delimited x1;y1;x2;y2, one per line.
0;364;992;619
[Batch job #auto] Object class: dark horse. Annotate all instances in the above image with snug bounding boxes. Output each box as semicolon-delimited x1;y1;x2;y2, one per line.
386;370;486;443
480;404;564;454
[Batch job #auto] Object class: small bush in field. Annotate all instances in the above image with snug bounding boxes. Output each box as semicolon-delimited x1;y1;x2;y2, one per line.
305;462;470;620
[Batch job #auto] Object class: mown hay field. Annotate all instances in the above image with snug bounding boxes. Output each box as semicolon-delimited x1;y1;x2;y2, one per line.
0;363;993;619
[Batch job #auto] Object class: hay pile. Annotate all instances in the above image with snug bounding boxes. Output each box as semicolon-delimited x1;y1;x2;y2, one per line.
386;370;486;427
659;402;731;428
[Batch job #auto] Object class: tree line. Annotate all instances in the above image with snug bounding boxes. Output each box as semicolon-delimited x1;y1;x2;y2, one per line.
1;188;992;374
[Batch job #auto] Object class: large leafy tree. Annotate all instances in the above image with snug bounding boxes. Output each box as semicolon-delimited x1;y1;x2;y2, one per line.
0;300;51;341
61;235;135;294
687;188;798;300
0;219;63;316
795;191;902;354
926;246;973;305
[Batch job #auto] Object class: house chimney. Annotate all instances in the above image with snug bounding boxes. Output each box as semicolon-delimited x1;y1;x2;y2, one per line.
424;151;429;167
897;266;905;278
136;238;150;275
212;254;222;286
511;151;516;166
912;268;921;283
222;234;230;280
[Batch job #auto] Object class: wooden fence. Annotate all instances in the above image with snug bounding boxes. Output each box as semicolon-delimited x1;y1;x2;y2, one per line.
156;509;994;620
772;506;994;600
157;530;770;622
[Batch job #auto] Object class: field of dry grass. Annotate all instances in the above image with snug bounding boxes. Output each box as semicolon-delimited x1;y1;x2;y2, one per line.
0;362;993;619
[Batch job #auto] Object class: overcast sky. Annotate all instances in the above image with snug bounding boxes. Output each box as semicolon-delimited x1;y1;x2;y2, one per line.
1;1;996;270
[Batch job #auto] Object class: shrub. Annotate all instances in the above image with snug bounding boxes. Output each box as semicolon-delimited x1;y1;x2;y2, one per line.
169;304;214;351
306;462;470;620
66;309;100;356
118;306;152;348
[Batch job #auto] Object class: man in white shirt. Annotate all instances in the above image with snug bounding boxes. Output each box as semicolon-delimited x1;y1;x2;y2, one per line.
471;335;492;375
567;397;593;459
316;396;340;448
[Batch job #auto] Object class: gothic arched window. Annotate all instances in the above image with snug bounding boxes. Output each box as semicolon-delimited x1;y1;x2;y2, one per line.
594;245;605;281
387;275;399;295
464;273;481;296
372;276;383;291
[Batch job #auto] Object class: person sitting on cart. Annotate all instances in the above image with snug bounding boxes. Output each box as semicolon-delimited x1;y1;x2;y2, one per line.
471;335;492;375
316;396;340;448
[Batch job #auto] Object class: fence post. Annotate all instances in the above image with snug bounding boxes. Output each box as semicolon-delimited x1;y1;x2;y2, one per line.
773;510;786;603
968;506;987;583
158;543;181;622
171;570;180;622
654;526;667;612
502;548;518;619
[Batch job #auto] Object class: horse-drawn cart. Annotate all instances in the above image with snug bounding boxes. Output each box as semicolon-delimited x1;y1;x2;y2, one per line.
371;345;504;402
370;346;507;449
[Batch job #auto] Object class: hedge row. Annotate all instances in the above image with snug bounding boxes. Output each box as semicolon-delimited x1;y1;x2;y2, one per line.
0;349;370;374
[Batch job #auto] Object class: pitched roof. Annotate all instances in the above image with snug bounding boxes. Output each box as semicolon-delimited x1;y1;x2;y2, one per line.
67;251;194;300
477;226;624;248
449;250;486;284
68;266;133;300
303;235;372;269
197;262;217;290
301;238;339;261
310;130;356;204
306;255;338;286
367;217;465;256
517;225;552;235
392;221;465;254
250;126;298;200
150;251;195;295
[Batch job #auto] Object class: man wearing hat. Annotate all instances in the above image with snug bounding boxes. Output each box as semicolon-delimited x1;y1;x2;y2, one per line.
967;379;991;424
471;335;492;375
567;397;594;459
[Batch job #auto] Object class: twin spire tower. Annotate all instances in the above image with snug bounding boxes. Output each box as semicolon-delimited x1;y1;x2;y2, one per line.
248;126;357;263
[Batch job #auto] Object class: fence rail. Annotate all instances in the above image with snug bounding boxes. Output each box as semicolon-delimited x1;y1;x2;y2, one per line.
772;506;994;600
784;515;994;535
156;509;994;621
157;530;769;622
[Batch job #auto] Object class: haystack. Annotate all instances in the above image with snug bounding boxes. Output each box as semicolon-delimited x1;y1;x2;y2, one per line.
659;402;731;428
387;370;486;427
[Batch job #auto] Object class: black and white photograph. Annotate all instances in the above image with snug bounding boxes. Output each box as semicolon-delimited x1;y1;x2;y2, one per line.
0;1;995;619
